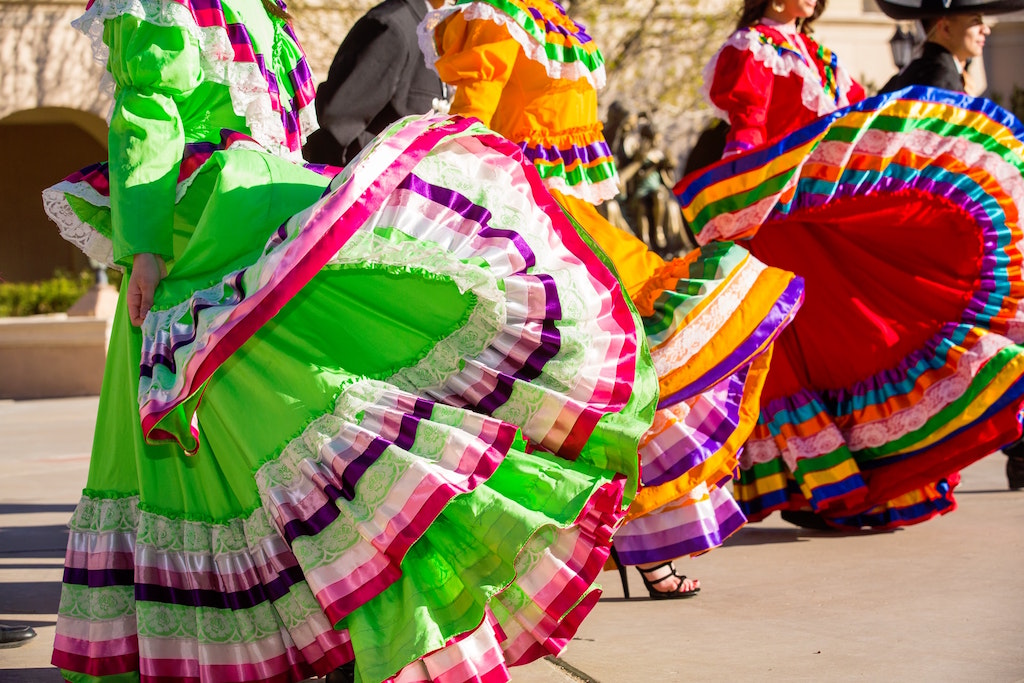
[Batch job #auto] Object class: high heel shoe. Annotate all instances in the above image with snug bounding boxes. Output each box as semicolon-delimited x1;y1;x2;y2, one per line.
609;546;699;599
1008;452;1024;491
636;562;700;599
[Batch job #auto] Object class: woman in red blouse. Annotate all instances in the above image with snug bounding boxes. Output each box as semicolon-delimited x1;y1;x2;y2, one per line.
677;0;1024;532
707;0;864;156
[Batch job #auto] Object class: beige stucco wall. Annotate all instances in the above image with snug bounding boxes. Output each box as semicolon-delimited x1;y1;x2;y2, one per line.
985;11;1024;107
0;0;110;121
817;1;906;92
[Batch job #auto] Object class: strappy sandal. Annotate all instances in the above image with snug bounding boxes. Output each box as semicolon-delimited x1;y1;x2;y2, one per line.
609;546;699;599
636;561;700;600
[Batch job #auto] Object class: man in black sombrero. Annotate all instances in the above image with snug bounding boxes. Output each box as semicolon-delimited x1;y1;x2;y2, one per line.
878;0;1024;94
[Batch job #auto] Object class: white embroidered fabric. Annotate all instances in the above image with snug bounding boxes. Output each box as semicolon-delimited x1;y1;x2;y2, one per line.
701;27;857;125
418;2;607;90
71;0;315;161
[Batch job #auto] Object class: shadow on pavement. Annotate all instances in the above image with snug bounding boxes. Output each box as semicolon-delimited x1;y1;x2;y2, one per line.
0;581;62;614
0;669;63;682
720;527;810;546
0;504;76;515
722;525;901;546
0;563;65;570
0;525;69;558
955;489;1022;495
0;618;55;628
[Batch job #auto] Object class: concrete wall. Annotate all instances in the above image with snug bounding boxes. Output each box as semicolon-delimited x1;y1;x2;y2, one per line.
0;314;110;399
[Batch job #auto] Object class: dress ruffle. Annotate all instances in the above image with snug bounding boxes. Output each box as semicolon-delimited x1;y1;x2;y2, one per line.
74;0;316;158
675;87;1024;527
622;248;800;560
517;124;619;205
562;199;803;561
49;115;658;682
420;0;606;90
42;131;337;270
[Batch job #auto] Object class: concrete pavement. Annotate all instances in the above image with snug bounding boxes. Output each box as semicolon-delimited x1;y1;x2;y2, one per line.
1;396;1022;682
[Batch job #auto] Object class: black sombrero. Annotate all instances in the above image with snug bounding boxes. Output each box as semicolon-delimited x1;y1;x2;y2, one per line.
876;0;1024;19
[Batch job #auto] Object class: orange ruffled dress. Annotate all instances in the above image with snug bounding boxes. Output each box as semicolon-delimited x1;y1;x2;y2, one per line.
420;0;805;563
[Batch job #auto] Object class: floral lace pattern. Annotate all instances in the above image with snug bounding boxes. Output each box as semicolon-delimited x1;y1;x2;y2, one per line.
649;252;766;375
42;181;116;268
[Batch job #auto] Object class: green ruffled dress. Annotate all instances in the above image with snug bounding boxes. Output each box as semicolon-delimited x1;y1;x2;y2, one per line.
43;0;657;681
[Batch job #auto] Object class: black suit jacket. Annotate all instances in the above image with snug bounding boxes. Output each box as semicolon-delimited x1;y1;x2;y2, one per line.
880;42;965;94
303;0;444;165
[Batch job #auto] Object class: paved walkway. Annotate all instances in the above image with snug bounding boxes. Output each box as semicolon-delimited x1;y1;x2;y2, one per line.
1;396;1022;682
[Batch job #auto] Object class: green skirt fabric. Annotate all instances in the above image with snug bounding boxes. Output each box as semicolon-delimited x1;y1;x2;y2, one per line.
47;115;657;682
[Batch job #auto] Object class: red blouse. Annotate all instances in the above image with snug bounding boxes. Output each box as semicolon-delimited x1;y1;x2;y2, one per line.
705;23;865;154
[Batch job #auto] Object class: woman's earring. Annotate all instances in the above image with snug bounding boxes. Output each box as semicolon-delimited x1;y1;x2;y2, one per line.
771;1;785;11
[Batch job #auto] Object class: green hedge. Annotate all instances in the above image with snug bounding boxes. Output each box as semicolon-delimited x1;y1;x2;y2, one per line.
0;270;121;317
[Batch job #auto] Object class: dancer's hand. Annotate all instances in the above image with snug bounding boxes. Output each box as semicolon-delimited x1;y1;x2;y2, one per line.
127;253;165;327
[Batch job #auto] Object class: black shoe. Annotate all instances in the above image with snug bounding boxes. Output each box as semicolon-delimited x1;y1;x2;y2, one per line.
609;545;699;599
635;561;700;599
0;624;37;649
780;509;835;531
326;662;355;683
1008;453;1024;491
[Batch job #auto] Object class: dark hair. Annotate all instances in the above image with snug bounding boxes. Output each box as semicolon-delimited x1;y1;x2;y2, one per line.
261;0;292;22
736;0;827;35
920;17;940;35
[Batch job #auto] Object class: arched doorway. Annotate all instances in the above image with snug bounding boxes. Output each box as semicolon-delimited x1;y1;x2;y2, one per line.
0;107;107;283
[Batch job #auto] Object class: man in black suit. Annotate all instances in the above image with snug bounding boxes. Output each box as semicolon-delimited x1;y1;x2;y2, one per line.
880;12;990;94
304;0;447;166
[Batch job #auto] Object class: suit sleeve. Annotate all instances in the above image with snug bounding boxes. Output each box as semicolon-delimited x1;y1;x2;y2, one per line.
317;17;408;150
104;15;200;266
432;12;520;128
708;45;773;154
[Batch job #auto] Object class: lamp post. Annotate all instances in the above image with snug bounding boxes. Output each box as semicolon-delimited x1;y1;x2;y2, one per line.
889;24;915;70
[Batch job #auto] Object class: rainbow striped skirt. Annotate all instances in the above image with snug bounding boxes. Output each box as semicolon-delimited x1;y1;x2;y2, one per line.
675;87;1024;529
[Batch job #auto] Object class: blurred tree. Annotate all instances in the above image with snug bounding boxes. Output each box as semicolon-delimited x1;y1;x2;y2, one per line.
570;0;735;165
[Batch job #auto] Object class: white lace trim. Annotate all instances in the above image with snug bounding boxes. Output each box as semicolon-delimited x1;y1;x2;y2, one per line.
418;3;606;90
844;332;1014;451
541;174;619;205
701;27;856;125
41;181;119;270
699;119;1024;246
42;139;276;270
71;0;314;161
649;252;767;375
741;331;1017;470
